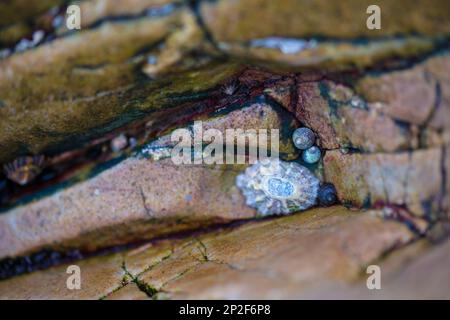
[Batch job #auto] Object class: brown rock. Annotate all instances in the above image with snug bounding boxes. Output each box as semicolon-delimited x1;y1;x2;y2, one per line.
323;148;443;216
425;54;450;129
305;238;450;299
355;53;450;129
0;253;125;299
0;8;230;165
0;158;255;259
134;206;414;299
199;0;448;70
295;80;412;152
375;237;450;299
356;64;437;125
76;0;181;31
0;97;305;259
0;206;416;299
445;147;450;215
104;283;150;300
200;0;450;42
218;37;437;72
146;101;300;160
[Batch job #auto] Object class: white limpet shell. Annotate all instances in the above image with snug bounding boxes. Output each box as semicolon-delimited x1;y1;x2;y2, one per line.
236;158;320;216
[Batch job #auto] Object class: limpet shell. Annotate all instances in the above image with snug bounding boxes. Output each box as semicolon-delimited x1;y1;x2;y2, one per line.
236;158;320;216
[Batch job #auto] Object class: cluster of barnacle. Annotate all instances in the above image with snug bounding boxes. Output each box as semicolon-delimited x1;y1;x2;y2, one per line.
236;126;338;216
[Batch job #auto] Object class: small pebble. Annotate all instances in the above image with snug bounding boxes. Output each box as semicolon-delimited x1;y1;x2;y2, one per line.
318;183;338;206
147;55;158;65
31;30;45;46
350;96;366;109
128;137;138;148
292;127;315;150
111;134;128;152
52;15;64;29
15;39;32;52
302;146;321;164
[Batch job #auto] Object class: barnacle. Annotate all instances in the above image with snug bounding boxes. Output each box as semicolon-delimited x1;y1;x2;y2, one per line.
236;158;320;216
3;155;45;186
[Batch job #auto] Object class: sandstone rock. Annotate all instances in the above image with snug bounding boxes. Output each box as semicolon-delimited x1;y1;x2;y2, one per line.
0;157;254;259
0;8;234;165
141;101;299;160
104;283;150;300
323;148;443;217
0;206;416;299
303;238;450;299
200;0;450;41
216;37;438;72
0;252;125;299
373;237;450;299
294;80;412;152
199;0;449;70
425;54;450;129
445;147;450;215
0;1;62;47
356;63;437;125
76;0;182;31
132;207;414;299
0;0;449;301
0;98;303;259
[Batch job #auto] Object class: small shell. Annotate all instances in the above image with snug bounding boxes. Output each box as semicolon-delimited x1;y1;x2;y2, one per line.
3;155;45;186
236;158;320;216
302;146;321;164
292;127;315;150
318;183;338;206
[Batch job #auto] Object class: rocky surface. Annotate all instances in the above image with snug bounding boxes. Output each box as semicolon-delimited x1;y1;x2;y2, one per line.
0;206;420;299
0;0;449;299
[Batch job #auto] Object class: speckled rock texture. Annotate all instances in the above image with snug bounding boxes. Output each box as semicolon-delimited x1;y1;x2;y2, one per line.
0;0;449;299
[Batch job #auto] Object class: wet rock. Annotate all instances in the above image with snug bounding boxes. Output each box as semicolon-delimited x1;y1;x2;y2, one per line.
0;1;62;48
0;0;448;300
304;238;450;299
142;101;300;161
217;37;439;72
0;97;300;259
0;157;255;259
104;283;150;300
0;8;240;165
0;206;415;299
445;147;450;215
294;80;413;152
74;0;183;32
200;0;450;41
373;237;450;299
0;253;125;299
142;10;206;78
131;207;413;299
200;0;449;70
323;148;443;217
424;54;450;129
356;57;438;126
